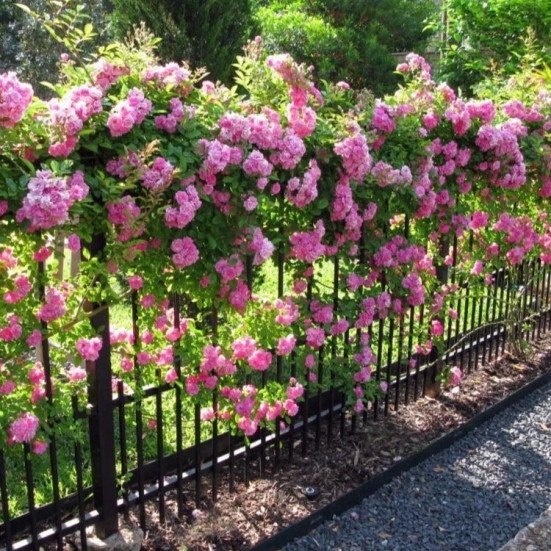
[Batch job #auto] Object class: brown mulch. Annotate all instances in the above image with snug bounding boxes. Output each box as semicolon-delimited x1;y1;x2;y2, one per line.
121;333;551;551
35;333;550;551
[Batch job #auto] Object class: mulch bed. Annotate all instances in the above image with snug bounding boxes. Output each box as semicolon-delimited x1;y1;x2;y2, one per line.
29;333;550;550
125;333;551;551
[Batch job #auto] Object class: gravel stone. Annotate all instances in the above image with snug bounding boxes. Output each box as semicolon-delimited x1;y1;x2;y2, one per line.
283;382;551;551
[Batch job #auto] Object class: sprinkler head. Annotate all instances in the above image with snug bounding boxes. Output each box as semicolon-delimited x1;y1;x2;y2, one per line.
301;486;320;499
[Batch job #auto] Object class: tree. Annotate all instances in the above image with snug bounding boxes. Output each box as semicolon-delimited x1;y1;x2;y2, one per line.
0;0;21;73
253;0;437;95
435;0;551;94
109;0;254;83
311;0;435;53
0;0;111;97
253;2;352;84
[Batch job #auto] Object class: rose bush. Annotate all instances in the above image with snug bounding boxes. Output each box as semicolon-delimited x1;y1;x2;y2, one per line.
2;20;551;455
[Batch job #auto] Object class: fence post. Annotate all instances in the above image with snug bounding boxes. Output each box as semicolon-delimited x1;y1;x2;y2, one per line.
84;235;119;539
427;235;450;397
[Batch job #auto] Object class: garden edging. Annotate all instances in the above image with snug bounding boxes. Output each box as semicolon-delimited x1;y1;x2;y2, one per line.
250;368;551;551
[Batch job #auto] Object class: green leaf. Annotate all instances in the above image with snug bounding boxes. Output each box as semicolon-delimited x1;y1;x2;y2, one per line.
39;81;58;93
316;197;329;210
83;142;99;153
42;23;63;43
6;179;17;195
14;3;37;16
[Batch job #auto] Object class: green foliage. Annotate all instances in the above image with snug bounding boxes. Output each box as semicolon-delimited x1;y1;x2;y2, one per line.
3;1;551;520
433;0;551;94
0;0;111;96
0;0;21;73
310;0;435;53
109;0;254;84
253;0;437;95
474;33;551;104
16;0;97;54
254;2;347;83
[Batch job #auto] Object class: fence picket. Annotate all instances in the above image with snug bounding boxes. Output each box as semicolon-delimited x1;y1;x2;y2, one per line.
2;259;551;551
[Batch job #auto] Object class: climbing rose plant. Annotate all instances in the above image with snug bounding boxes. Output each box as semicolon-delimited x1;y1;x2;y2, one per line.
2;28;551;453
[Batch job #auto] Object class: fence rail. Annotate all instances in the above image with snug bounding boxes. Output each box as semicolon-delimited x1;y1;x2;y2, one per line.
1;251;551;551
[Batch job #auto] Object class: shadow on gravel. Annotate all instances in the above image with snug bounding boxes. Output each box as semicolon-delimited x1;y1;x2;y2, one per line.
282;387;551;551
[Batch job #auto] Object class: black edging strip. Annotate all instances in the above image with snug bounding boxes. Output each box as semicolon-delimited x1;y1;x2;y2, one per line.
250;369;551;551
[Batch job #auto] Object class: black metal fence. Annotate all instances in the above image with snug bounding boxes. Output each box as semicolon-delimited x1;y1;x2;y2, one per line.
1;248;551;551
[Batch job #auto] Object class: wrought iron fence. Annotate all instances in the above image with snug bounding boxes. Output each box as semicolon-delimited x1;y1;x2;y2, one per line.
1;247;550;551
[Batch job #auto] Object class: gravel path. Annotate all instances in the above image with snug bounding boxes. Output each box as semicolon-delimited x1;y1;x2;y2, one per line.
283;382;551;551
